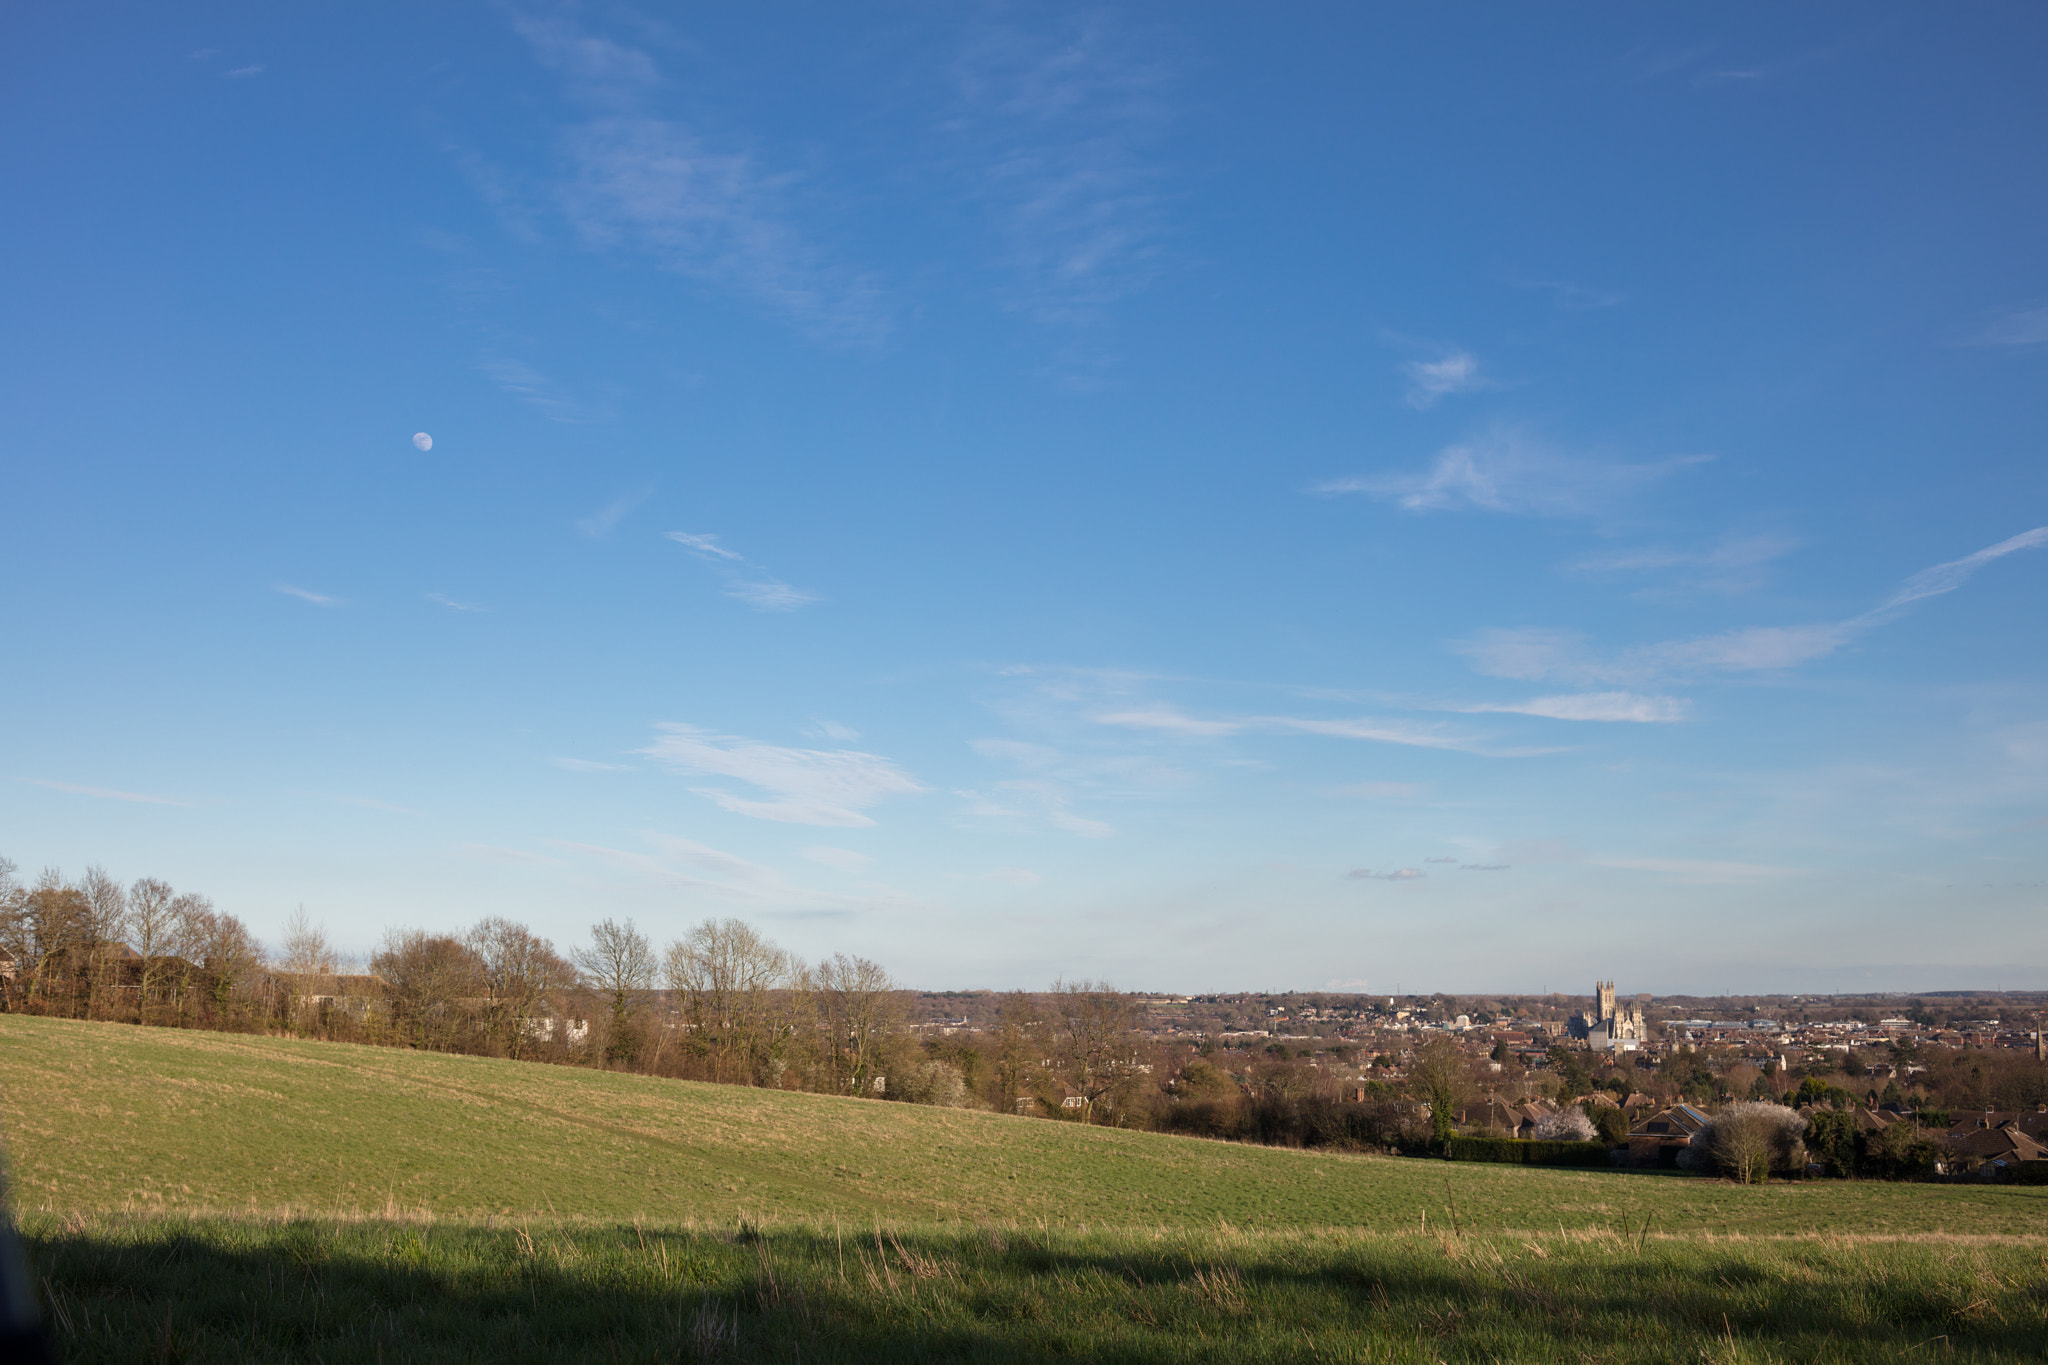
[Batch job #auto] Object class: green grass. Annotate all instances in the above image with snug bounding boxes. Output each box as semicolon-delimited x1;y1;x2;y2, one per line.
4;1016;2041;1235
22;1213;2048;1363
7;1016;2048;1362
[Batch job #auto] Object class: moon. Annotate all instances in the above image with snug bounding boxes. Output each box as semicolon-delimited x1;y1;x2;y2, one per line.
412;432;433;452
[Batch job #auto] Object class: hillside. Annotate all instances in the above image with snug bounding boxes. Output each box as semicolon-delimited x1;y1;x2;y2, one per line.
4;1015;2043;1235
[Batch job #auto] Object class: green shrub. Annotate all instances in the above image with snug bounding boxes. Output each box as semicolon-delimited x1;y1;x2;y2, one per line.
1443;1137;1609;1167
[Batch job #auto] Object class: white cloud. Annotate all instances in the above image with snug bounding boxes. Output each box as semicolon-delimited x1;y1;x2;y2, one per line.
724;579;820;612
802;845;872;869
1089;705;1240;737
477;355;589;422
512;14;887;346
275;584;340;606
547;830;892;914
329;795;423;815
1875;526;2048;611
1346;867;1424;881
1967;306;2048;347
1569;531;1801;594
424;592;486;612
21;778;194;807
1317;428;1710;517
457;843;562;867
642;722;923;828
1457;623;1852;685
1046;807;1116;838
576;487;653;538
1402;349;1483;407
552;756;629;772
224;64;265;79
803;719;861;742
665;531;819;612
1452;692;1690;723
952;14;1176;330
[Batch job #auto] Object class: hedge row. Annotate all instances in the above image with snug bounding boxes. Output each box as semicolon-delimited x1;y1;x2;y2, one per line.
1444;1136;1611;1166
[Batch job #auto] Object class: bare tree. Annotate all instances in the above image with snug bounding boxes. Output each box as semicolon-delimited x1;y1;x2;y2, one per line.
77;866;127;1018
0;856;19;1009
373;929;482;1051
1041;980;1144;1125
164;892;216;1024
121;878;182;1021
664;918;796;1085
466;917;574;1057
0;867;88;1010
574;918;655;1062
1693;1102;1807;1184
193;909;263;1019
816;953;898;1096
1408;1034;1472;1151
277;905;338;975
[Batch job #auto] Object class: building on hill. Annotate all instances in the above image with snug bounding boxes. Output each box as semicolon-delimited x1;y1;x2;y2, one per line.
1571;980;1648;1052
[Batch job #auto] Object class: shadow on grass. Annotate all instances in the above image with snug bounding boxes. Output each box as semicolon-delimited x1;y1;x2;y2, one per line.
23;1217;2048;1364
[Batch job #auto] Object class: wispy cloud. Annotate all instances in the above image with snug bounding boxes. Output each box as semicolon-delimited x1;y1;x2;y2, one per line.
575;486;653;538
665;530;819;611
1966;305;2048;348
22;778;194;807
1875;526;2048;611
275;584;340;606
457;843;563;867
641;722;924;827
1401;349;1485;408
552;756;629;772
476;354;589;422
1448;692;1690;723
951;14;1176;331
424;592;486;613
513;13;888;345
1089;706;1551;756
1568;530;1801;594
802;719;861;742
1513;277;1624;310
1346;867;1424;881
1316;427;1710;517
1462;526;2048;685
548;829;895;915
224;64;265;79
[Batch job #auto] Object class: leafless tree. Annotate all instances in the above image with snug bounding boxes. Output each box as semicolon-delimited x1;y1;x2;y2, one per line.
374;929;482;1051
664;918;797;1085
574;918;655;1062
77;866;127;1018
1040;980;1144;1125
162;892;216;1024
816;952;897;1096
466;917;574;1057
8;872;87;1010
1693;1102;1807;1184
123;878;189;1021
277;904;338;976
1408;1034;1472;1150
193;908;263;1018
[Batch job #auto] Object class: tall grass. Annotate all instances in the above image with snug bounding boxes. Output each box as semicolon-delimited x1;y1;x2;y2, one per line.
22;1211;2048;1363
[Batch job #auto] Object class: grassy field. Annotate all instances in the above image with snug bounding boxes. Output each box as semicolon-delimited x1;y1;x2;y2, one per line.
4;1015;2042;1235
6;1015;2048;1362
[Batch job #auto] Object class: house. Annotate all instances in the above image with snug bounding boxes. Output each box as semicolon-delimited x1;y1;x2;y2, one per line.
1627;1103;1710;1168
1944;1119;2048;1180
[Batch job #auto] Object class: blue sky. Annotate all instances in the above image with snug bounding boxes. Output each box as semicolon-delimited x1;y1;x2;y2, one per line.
4;3;2045;993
